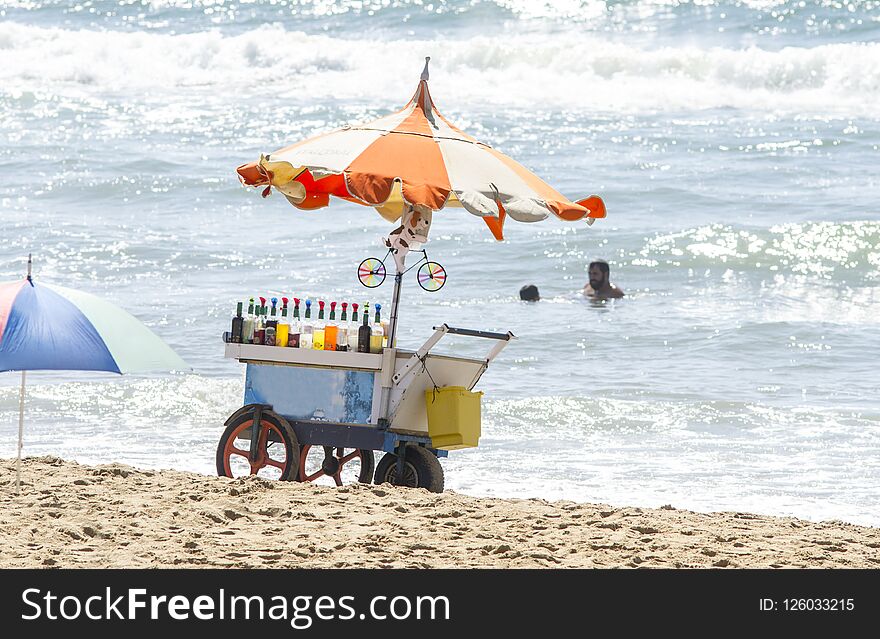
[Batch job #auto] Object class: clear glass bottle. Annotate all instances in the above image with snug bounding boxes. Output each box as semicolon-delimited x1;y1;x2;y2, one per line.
336;303;349;352
370;303;384;354
313;300;326;350
243;297;255;344
348;303;359;352
289;298;301;348
299;299;313;349
254;302;265;346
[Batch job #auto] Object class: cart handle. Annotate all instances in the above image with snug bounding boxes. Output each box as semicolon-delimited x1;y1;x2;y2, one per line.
391;323;516;386
431;324;515;341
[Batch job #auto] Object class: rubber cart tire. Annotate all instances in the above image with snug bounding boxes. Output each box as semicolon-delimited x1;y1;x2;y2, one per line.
374;446;444;493
216;409;299;481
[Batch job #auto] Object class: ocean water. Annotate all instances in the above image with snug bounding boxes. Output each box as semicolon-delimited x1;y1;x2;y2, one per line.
1;1;879;526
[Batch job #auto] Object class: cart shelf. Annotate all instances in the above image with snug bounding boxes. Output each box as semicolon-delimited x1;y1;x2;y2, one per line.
224;342;383;371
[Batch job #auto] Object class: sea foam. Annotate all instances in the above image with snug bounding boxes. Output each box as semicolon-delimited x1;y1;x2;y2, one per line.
1;21;879;114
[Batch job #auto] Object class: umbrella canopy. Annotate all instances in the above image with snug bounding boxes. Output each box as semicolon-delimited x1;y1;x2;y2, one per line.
0;277;187;374
236;58;606;240
2;259;188;492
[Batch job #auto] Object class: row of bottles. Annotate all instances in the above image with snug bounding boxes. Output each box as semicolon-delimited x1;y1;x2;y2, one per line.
228;297;388;354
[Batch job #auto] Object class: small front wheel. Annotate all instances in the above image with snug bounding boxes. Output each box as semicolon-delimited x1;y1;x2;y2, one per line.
374;446;444;493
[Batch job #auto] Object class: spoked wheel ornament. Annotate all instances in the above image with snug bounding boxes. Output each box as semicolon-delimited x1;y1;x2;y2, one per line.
297;445;375;486
417;261;446;292
357;257;387;288
356;252;446;291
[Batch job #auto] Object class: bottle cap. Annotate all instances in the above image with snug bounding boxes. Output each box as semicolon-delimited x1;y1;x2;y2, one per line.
282;297;289;307
305;299;311;307
376;303;381;311
259;296;266;306
271;297;277;307
318;300;325;310
293;297;300;306
352;303;358;311
330;301;337;310
341;302;348;309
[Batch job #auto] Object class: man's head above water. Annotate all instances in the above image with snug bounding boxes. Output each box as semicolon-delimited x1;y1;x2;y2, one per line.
588;260;610;291
585;259;624;300
519;284;540;302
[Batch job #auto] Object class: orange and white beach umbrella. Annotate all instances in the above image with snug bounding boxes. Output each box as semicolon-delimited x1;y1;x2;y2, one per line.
236;58;606;241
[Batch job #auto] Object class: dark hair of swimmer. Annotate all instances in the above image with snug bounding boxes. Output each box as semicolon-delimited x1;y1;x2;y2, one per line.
588;260;610;276
519;284;540;302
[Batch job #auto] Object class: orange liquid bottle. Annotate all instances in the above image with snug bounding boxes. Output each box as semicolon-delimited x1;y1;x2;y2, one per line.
324;302;338;350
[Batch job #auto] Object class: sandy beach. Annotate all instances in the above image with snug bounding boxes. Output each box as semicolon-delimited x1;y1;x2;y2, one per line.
1;456;878;569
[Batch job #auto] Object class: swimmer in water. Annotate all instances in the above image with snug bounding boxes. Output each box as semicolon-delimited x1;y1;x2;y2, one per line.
583;259;624;300
519;284;540;302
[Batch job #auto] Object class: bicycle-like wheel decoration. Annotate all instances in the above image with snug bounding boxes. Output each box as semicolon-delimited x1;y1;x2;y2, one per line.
358;257;386;288
417;261;447;292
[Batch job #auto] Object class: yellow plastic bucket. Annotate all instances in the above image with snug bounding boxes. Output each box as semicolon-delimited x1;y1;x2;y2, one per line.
425;386;482;450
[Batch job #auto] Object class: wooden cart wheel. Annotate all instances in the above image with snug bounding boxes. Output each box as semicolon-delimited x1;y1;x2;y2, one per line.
374;446;444;493
216;410;299;480
297;445;375;486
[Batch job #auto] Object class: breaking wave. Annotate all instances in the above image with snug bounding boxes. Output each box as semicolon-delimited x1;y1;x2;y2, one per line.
1;20;879;113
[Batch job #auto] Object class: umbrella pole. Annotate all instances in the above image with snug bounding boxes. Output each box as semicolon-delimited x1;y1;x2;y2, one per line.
16;370;26;494
378;267;404;428
388;268;403;349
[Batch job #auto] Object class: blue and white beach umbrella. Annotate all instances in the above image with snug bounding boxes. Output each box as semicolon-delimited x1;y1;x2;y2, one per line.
0;256;188;490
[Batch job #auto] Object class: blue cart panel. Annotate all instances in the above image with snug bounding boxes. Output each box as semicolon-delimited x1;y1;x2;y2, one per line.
244;363;374;424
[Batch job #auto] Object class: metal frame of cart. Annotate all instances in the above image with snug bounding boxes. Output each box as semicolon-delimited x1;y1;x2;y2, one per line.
217;324;514;491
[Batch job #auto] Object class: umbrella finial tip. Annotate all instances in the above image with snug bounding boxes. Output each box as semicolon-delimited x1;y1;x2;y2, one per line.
421;57;430;82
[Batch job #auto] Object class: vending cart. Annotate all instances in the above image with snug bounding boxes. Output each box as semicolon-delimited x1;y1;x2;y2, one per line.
218;58;605;491
218;323;513;491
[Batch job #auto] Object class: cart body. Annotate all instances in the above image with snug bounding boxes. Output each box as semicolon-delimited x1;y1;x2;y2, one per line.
219;325;513;486
225;326;505;451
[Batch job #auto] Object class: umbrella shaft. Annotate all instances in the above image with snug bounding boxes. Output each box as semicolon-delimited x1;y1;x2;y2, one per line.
378;271;404;425
16;370;25;493
388;271;403;349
